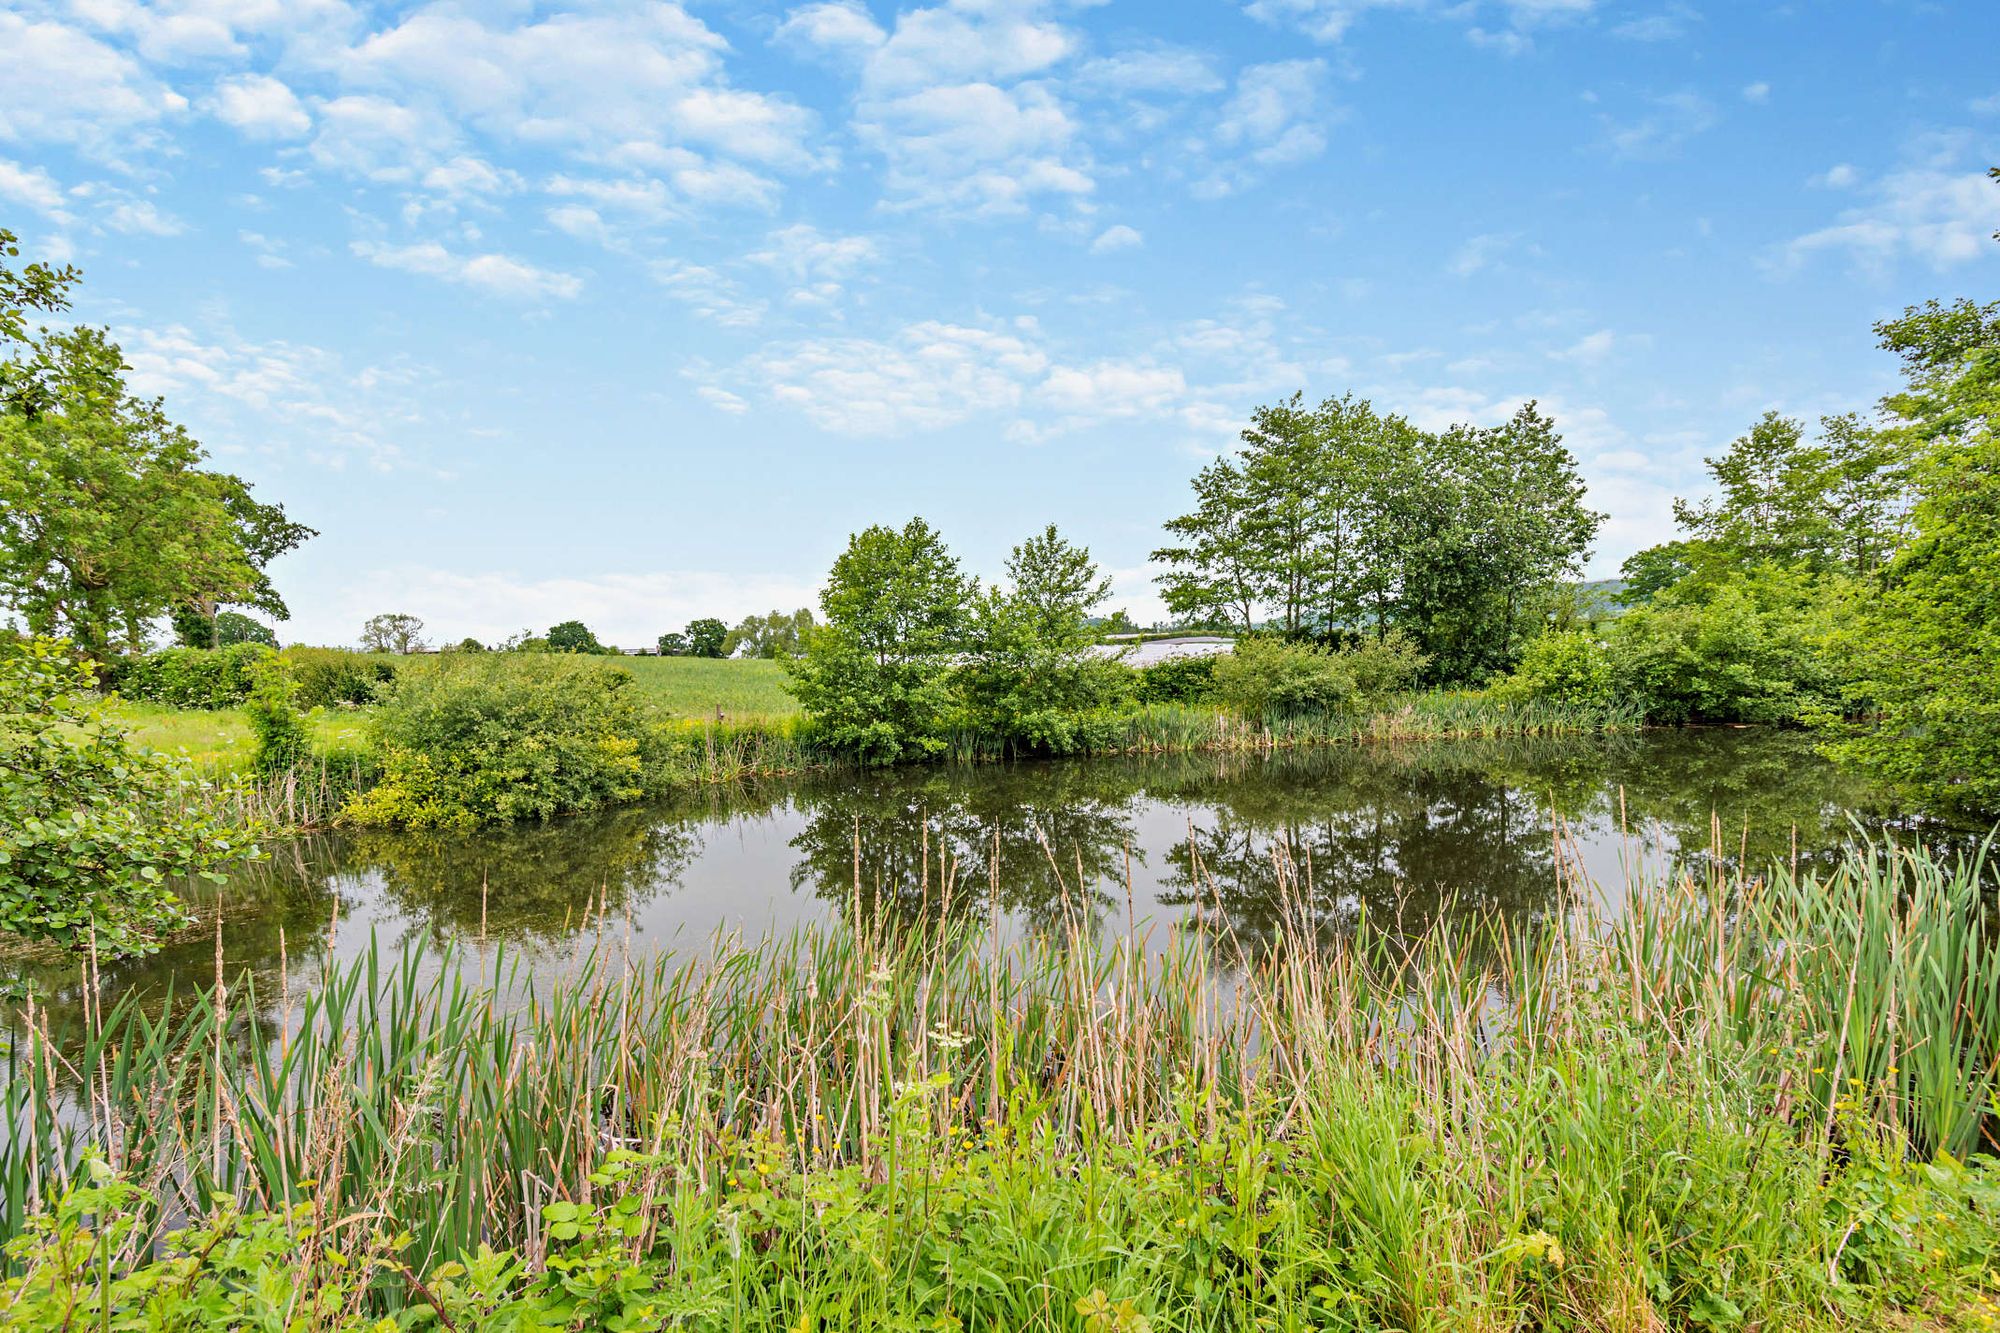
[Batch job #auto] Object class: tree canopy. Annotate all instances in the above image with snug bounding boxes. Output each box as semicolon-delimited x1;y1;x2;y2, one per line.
1152;393;1600;682
0;230;312;659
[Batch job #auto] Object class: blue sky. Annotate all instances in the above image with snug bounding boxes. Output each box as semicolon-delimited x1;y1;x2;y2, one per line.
4;0;1996;648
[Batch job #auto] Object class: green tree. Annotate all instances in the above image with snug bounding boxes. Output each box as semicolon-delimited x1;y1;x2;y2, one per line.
1153;457;1261;632
213;611;276;647
685;617;729;658
1832;297;2000;814
1394;403;1602;681
785;518;973;762
0;637;258;953
546;619;607;654
0;233;312;659
1670;411;1906;579
1154;394;1596;679
361;613;427;654
656;631;688;657
723;608;815;659
957;525;1131;753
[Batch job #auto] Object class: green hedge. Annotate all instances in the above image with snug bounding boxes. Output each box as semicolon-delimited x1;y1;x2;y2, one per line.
106;643;271;709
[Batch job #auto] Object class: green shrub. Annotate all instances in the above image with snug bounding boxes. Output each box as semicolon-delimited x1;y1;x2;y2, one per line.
279;645;394;709
0;638;258;954
1607;568;1848;725
1342;629;1431;699
1135;653;1219;704
1499;630;1617;708
341;654;668;829
109;642;271;709
243;655;308;776
1212;637;1357;719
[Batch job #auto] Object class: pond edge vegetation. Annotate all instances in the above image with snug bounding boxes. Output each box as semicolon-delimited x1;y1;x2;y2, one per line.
5;836;1999;1328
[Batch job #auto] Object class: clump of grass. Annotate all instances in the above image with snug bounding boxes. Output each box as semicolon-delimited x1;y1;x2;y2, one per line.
3;836;1996;1327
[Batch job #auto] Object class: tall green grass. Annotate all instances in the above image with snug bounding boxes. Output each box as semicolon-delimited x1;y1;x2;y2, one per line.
3;836;1995;1327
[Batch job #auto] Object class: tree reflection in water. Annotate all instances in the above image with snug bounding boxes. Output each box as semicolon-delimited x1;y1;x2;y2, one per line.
11;727;1937;1035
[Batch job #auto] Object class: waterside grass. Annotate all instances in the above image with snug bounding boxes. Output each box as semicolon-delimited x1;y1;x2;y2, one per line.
3;835;1996;1328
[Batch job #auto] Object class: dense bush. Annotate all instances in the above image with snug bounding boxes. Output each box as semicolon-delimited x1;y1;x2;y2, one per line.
1341;629;1430;698
1497;629;1617;708
1607;568;1849;725
1135;653;1219;704
109;642;270;709
1212;637;1358;719
279;646;394;709
340;654;669;829
0;638;257;953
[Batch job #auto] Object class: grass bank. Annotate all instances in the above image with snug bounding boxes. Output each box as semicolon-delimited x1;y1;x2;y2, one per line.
5;838;1996;1328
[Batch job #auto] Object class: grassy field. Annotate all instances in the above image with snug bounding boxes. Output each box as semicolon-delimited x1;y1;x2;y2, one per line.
102;700;370;773
108;657;800;773
619;654;799;719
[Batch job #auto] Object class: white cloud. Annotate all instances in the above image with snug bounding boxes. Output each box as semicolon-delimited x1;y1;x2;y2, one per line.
66;0;348;66
717;305;1277;440
1196;60;1334;197
344;5;820;170
749;224;878;286
309;95;457;182
1551;328;1617;364
1741;81;1771;103
1449;231;1520;276
1811;163;1859;189
1244;0;1594;44
774;1;888;64
1599;90;1717;159
104;198;185;235
0;158;68;217
1778;167;2000;273
1090;224;1144;253
861;1;1076;95
0;14;188;154
422;156;520;198
650;259;766;327
859;80;1092;215
730;320;1050;435
206;74;312;140
1035;360;1186;419
352;240;584;300
698;385;750;414
123;320;422;470
1611;9;1696;42
1242;0;1427;43
1215;61;1329;162
1074;47;1223;97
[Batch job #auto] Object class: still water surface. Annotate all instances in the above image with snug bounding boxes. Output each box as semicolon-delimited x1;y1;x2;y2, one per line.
19;728;1909;1012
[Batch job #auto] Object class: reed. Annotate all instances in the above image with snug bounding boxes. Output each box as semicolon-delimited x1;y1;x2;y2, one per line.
3;836;1995;1327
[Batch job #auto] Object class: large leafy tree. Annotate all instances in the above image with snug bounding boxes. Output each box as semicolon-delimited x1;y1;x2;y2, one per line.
1667;410;1906;581
684;617;729;658
785;518;973;762
546;619;608;654
1154;393;1598;682
1152;456;1262;632
1833;295;2000;814
0;230;312;659
1398;403;1602;681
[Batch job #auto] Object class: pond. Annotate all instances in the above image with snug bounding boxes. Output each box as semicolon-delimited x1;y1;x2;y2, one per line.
14;726;1929;1015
